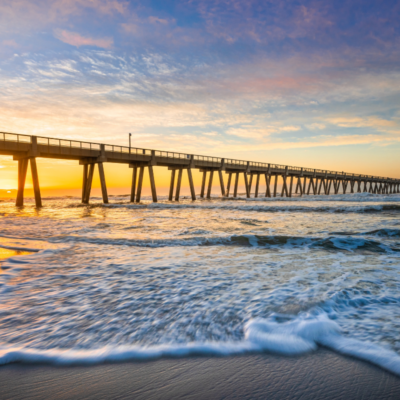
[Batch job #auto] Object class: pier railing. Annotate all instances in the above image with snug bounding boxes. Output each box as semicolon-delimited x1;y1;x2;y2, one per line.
0;130;396;183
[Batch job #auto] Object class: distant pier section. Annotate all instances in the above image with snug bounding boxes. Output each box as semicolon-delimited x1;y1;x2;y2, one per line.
1;131;399;207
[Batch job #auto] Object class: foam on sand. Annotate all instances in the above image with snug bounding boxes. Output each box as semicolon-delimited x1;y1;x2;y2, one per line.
0;314;400;376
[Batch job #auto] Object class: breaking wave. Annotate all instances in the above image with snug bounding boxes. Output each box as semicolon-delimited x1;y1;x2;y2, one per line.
43;234;400;254
63;201;400;215
1;313;400;376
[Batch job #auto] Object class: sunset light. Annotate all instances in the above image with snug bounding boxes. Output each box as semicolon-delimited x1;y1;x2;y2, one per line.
1;0;400;196
1;1;400;398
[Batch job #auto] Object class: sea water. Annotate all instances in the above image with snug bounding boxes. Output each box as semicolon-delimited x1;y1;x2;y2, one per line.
1;193;400;374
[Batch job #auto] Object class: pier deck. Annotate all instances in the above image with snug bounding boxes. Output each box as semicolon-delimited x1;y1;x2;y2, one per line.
1;131;398;206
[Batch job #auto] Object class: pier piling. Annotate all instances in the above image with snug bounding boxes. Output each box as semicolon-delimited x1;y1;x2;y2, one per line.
98;163;108;204
16;158;28;206
273;175;278;197
255;174;260;197
226;173;232;197
234;173;239;197
207;170;214;199
200;171;207;198
169;169;175;201
82;164;88;203
135;166;144;203
131;167;137;202
265;174;271;197
218;171;225;197
188;169;196;200
244;172;250;198
175;169;183;201
30;158;42;207
148;166;157;203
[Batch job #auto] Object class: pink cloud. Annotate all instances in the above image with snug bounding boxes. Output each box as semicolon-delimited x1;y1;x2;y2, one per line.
54;30;113;48
2;39;18;47
148;16;172;25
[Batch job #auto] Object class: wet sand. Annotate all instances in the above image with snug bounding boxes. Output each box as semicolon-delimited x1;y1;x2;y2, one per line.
1;349;399;400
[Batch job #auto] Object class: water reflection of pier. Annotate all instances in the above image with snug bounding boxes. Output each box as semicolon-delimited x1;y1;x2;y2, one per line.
1;131;399;207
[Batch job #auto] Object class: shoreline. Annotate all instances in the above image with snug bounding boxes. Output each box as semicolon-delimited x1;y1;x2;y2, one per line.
1;349;399;400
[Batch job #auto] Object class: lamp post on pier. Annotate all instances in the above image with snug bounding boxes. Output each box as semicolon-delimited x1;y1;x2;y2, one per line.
129;133;132;154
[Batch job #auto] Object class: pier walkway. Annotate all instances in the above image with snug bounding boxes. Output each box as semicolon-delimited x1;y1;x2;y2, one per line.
0;131;399;207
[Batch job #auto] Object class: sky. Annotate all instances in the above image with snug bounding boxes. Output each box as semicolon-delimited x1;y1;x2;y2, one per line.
0;0;399;195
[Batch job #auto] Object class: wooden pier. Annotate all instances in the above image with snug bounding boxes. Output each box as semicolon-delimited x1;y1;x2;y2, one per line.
1;131;399;207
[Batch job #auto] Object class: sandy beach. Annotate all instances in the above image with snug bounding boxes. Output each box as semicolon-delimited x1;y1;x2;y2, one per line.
1;350;400;400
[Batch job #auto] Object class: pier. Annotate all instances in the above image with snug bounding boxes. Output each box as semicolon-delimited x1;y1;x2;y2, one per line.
1;131;399;207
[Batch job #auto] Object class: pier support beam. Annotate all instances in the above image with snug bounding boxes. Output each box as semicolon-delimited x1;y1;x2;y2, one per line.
16;158;42;208
226;173;232;197
273;175;278;197
206;170;214;199
80;161;109;204
82;163;95;204
169;167;191;202
128;164;157;203
169;169;176;201
307;178;315;195
131;167;137;202
326;180;332;195
82;164;88;203
255;174;260;198
148;165;157;203
135;166;144;203
200;171;207;198
295;177;301;194
234;173;239;197
333;179;338;194
188;169;196;200
318;179;324;195
296;177;303;196
30;158;42;207
265;174;271;197
244;172;250;198
342;180;346;194
16;158;29;207
218;171;225;197
98;162;108;204
281;176;288;197
175;169;183;201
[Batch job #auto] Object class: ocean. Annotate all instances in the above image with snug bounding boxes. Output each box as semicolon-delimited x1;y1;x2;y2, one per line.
1;192;400;375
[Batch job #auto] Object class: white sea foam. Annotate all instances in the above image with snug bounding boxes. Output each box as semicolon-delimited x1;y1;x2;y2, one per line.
1;314;400;376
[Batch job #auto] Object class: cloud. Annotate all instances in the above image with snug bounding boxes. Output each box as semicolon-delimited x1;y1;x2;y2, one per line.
306;123;326;130
279;126;301;132
2;39;18;47
0;0;128;36
148;16;172;25
54;30;113;48
325;116;398;134
226;127;277;139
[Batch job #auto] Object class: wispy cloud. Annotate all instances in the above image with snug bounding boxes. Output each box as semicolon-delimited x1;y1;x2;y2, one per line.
54;30;113;49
